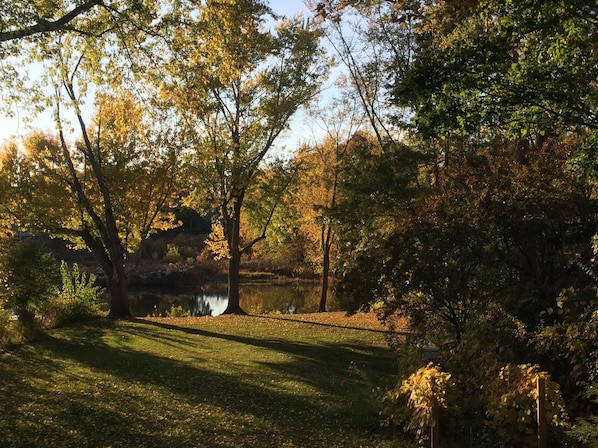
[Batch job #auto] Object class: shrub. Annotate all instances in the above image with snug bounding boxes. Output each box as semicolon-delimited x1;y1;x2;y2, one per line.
533;287;598;413
49;261;104;324
486;364;569;447
172;233;204;260
138;237;167;260
569;384;598;447
164;244;181;262
0;238;59;338
166;304;189;318
0;305;20;348
381;363;453;445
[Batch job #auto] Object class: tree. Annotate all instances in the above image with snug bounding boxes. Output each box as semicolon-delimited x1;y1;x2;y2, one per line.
308;0;399;22
162;0;327;314
336;136;595;343
333;132;423;314
379;152;506;344
326;0;598;312
314;0;411;147
0;0;182;318
0;0;158;119
0;83;181;319
318;0;598;437
390;0;598;140
293;141;340;312
291;95;365;312
369;0;598;335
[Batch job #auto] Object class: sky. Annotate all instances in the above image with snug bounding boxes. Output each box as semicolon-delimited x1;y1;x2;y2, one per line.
0;0;323;154
261;0;325;156
270;0;312;17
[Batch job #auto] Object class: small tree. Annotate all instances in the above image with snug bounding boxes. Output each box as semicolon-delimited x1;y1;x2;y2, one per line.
382;363;453;446
163;0;328;314
291;93;365;312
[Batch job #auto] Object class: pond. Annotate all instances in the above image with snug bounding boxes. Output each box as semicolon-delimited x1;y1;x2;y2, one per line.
126;282;338;317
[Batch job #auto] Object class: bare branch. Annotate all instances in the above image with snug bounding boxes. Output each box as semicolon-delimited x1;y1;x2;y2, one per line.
0;0;104;42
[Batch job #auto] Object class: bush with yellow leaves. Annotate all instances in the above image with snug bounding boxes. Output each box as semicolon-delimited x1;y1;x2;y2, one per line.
486;363;569;447
381;363;453;445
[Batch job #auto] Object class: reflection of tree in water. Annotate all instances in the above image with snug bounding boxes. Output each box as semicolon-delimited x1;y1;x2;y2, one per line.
128;293;167;316
188;295;228;317
127;284;337;316
241;284;333;314
189;296;212;316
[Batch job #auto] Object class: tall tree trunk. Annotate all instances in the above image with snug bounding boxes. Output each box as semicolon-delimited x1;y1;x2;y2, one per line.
107;258;131;319
225;248;245;314
318;246;331;312
318;224;333;312
223;199;246;315
81;227;132;319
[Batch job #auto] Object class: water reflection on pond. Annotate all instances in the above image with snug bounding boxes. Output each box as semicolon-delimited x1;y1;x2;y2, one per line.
128;282;338;317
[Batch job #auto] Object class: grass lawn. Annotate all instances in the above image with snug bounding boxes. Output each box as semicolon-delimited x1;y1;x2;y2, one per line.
0;312;404;447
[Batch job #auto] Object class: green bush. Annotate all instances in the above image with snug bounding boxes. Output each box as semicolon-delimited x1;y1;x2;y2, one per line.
172;233;204;260
0;305;19;348
533;287;598;412
49;261;104;324
164;244;181;262
569;384;598;447
166;304;189;318
0;238;59;338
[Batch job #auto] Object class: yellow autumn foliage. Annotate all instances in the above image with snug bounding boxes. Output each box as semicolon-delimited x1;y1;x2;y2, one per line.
382;363;453;443
486;363;569;447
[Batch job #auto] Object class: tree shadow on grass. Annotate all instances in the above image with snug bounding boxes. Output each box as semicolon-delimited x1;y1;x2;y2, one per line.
138;317;397;383
250;314;408;335
137;317;396;359
0;319;395;448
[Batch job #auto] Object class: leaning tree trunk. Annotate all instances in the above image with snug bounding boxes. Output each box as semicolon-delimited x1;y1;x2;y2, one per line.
60;95;133;320
223;199;246;315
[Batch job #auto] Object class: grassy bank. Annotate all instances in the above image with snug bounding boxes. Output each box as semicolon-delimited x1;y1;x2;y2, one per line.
0;313;403;447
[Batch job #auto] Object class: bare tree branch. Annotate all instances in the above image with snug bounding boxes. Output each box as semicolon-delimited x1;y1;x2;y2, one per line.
0;0;104;42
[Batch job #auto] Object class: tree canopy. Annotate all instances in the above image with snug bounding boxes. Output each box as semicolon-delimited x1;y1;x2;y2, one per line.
0;7;181;317
161;0;328;314
392;0;598;140
0;0;103;42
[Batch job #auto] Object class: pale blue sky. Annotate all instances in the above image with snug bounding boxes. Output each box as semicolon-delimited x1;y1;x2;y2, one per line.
269;0;311;17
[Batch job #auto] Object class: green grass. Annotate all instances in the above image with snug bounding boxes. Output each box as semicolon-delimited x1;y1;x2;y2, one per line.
0;313;403;447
